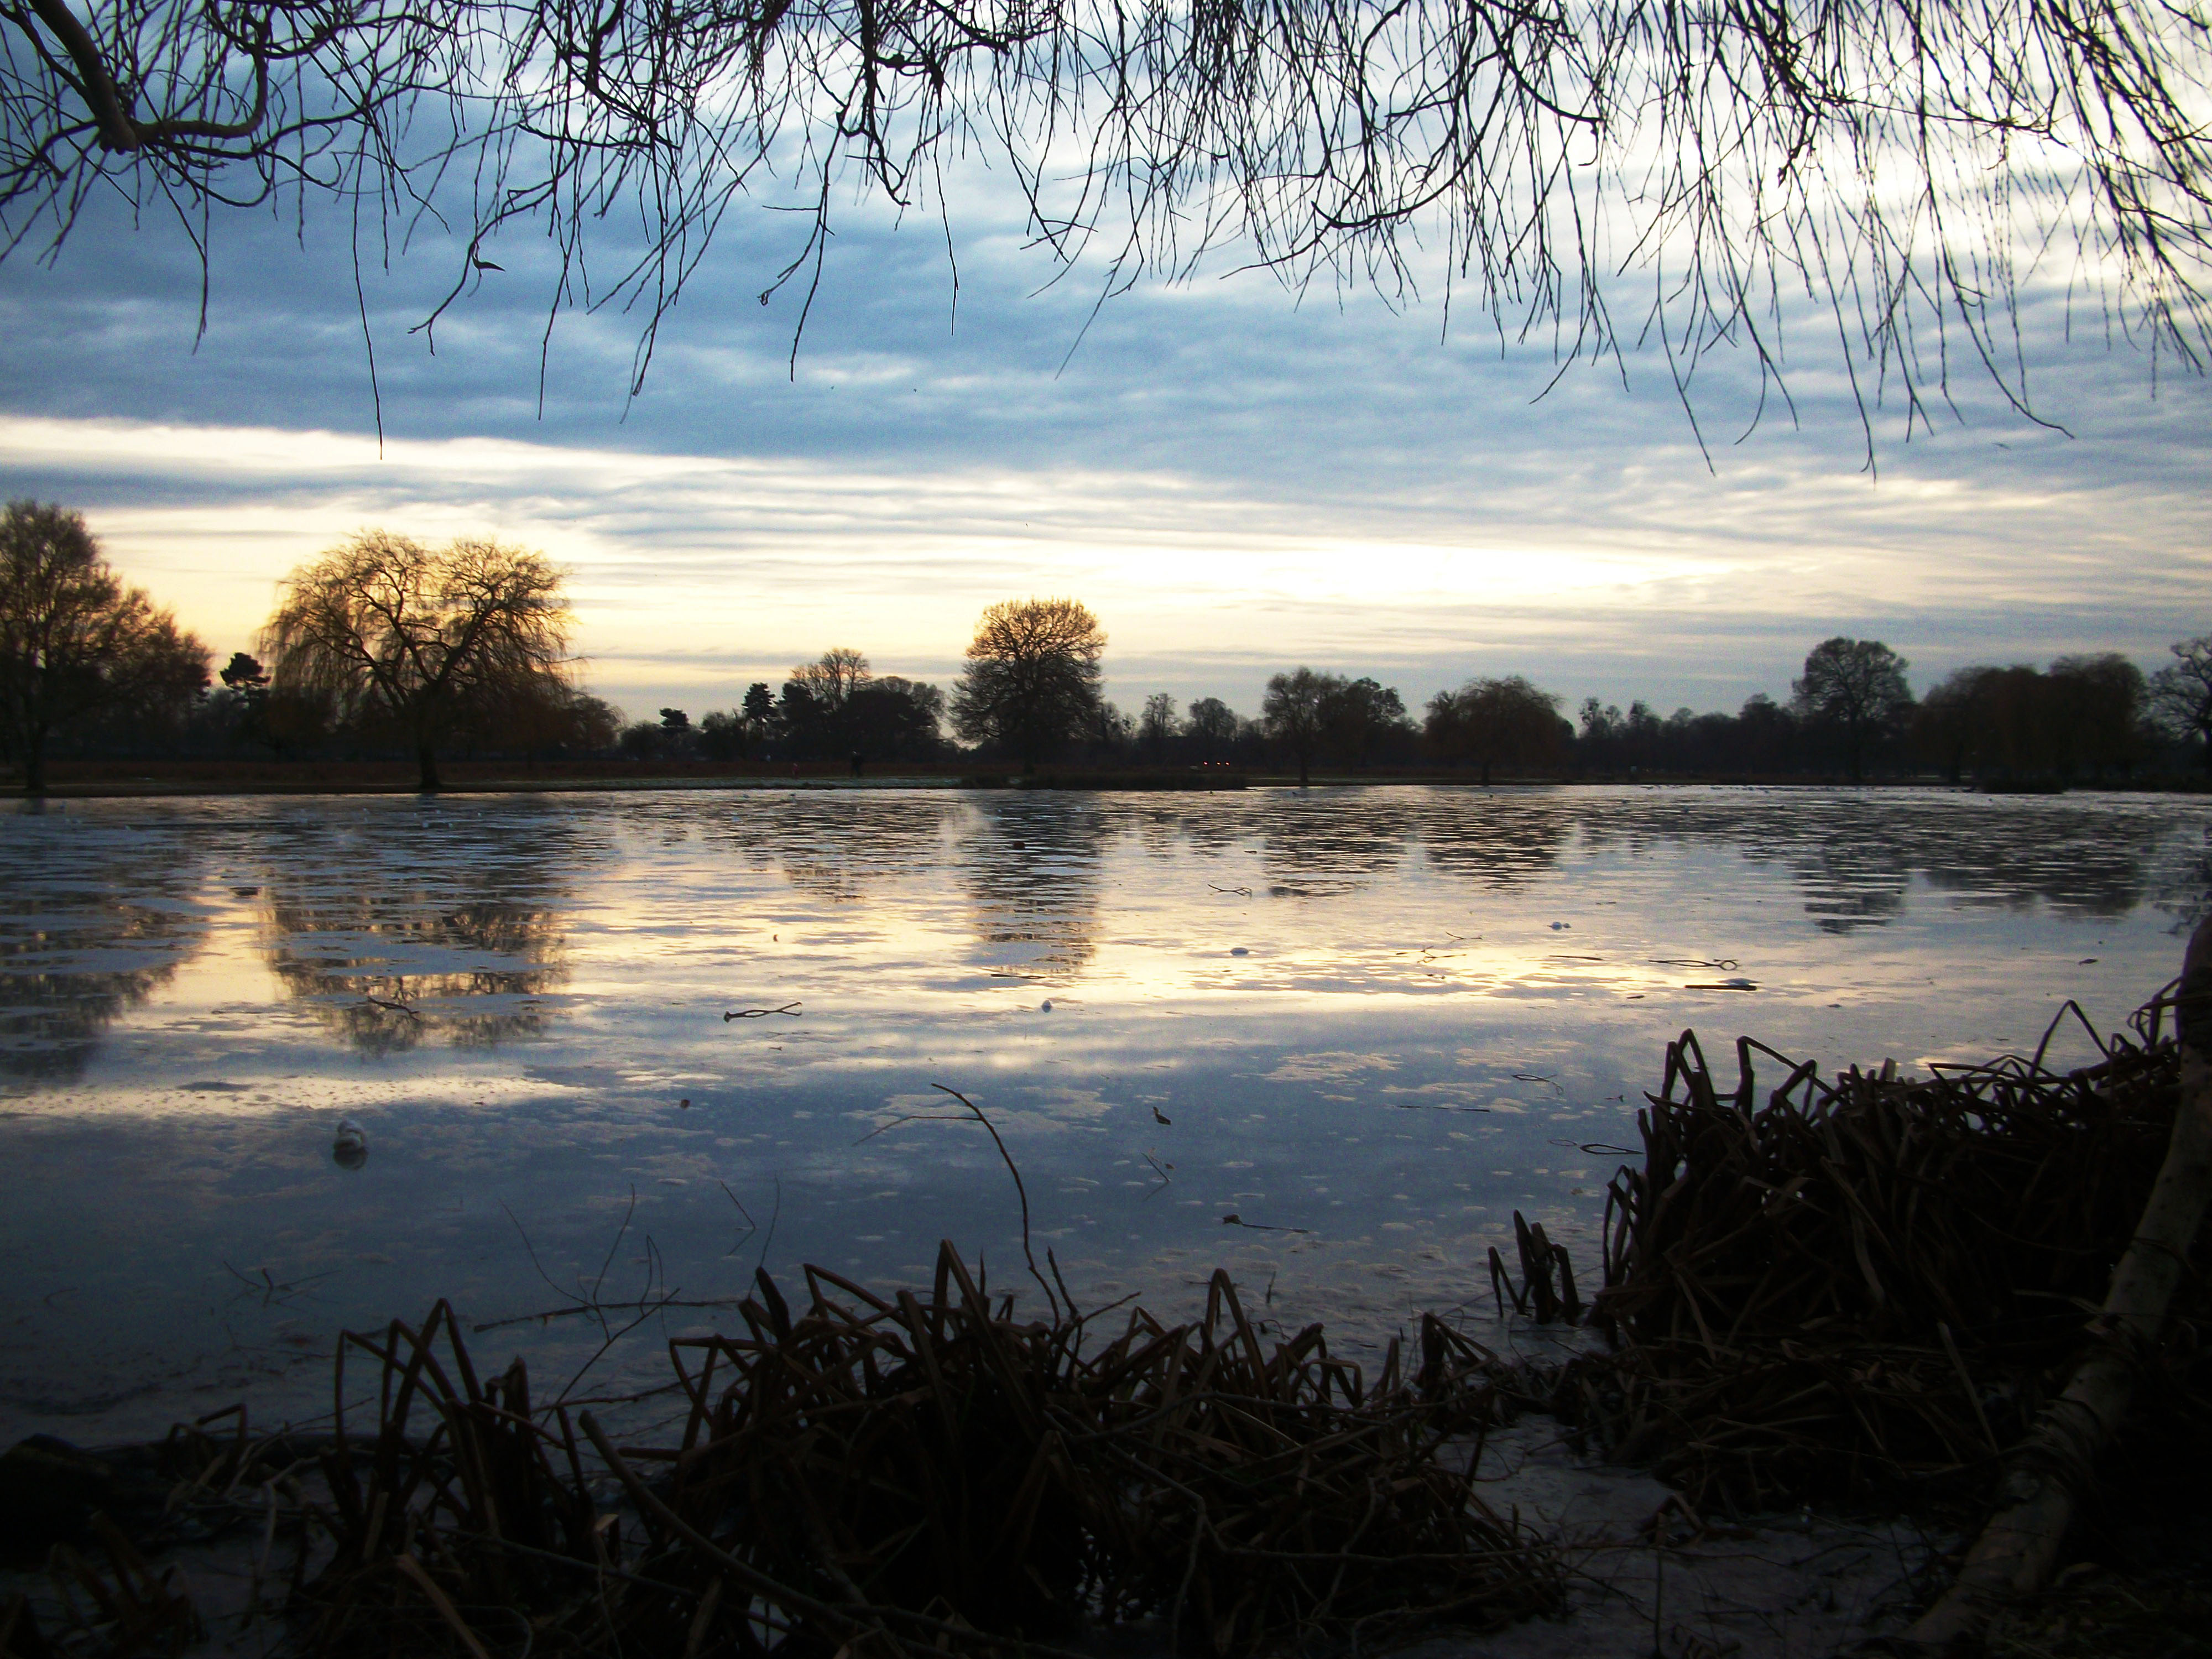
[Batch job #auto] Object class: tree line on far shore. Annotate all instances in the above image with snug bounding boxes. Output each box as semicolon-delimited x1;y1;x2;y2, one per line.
4;502;2209;792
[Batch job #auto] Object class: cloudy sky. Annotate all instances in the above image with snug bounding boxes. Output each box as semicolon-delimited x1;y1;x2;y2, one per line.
2;158;2207;726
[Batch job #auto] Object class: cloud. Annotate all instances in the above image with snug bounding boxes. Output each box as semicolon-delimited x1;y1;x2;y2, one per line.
3;180;2208;721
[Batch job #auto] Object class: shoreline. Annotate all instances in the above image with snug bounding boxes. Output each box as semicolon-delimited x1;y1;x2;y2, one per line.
6;766;2206;801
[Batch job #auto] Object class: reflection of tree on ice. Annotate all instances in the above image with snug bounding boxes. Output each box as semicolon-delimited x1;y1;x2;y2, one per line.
257;817;589;1053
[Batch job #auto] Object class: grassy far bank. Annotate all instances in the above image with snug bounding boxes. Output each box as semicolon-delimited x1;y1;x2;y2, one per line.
6;757;2212;799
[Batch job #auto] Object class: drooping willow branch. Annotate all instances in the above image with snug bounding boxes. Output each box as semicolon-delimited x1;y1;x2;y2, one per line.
4;1;2209;444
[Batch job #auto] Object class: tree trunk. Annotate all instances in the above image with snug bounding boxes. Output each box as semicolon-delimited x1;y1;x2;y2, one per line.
416;735;442;792
22;721;46;794
1903;914;2212;1652
1297;752;1311;787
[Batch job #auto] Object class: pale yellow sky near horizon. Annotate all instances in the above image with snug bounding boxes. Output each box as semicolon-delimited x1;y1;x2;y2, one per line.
9;409;2206;722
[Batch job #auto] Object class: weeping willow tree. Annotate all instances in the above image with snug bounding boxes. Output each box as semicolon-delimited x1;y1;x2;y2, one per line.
3;1;2209;444
263;530;577;790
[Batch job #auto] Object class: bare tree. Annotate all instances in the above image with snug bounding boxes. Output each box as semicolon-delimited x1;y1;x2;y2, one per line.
790;647;872;712
0;499;208;792
950;597;1104;768
1792;636;1914;783
1139;692;1177;764
262;530;576;791
1261;667;1342;787
6;4;2209;440
2150;635;2212;774
1426;675;1564;785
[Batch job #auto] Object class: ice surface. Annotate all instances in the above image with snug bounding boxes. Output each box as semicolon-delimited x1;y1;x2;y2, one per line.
1;784;2205;1443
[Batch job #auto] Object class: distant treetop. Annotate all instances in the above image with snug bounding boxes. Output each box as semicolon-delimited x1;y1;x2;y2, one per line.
951;598;1105;767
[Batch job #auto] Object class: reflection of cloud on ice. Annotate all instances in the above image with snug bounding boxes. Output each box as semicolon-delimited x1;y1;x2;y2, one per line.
873;1092;948;1115
1453;1044;1574;1068
1010;1086;1117;1128
853;1086;1114;1150
1262;1051;1400;1083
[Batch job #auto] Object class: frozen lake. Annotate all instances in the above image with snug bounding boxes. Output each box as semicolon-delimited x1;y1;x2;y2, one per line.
3;784;2206;1442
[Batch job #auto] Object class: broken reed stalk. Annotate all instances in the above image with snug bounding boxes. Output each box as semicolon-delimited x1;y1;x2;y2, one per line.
263;1245;1559;1659
38;1514;203;1655
1488;1211;1582;1323
1903;914;2212;1653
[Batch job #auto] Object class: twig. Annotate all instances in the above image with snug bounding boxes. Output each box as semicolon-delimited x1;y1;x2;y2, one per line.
473;1295;749;1334
718;1181;756;1233
754;1175;781;1271
587;1188;639;1317
392;1553;492;1659
935;1084;1061;1322
221;1261;338;1303
502;1202;581;1311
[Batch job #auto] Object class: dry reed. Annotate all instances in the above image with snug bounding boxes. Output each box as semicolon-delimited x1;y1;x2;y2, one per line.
244;1243;1562;1659
1515;1001;2206;1510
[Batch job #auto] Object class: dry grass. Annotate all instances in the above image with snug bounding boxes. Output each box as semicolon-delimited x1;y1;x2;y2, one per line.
1503;1001;2205;1513
158;1245;1564;1659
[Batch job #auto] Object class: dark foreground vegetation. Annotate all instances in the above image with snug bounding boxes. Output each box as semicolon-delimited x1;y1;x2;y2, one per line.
7;501;2211;792
1538;1013;2203;1510
4;955;2206;1657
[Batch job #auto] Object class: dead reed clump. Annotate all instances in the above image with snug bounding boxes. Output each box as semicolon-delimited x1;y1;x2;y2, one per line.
1524;1004;2205;1510
267;1243;1560;1659
2;1514;202;1657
